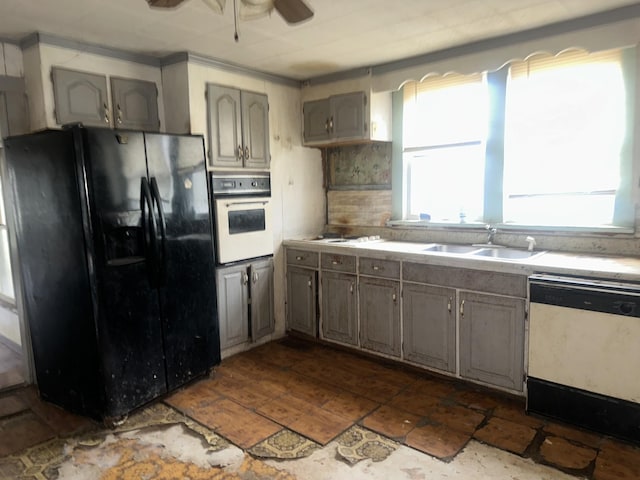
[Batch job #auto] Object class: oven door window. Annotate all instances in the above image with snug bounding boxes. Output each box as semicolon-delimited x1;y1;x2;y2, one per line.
228;208;265;234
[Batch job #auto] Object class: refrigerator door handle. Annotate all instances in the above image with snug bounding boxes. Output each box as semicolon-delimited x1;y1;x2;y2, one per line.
140;177;159;285
149;177;168;286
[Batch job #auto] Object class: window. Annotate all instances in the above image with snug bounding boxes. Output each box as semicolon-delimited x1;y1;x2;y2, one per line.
401;47;634;230
403;74;488;223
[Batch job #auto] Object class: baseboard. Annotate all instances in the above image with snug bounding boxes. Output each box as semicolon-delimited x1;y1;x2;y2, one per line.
527;377;640;443
0;333;21;355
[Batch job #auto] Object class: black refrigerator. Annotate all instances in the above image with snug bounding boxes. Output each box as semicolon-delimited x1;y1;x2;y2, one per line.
3;126;220;422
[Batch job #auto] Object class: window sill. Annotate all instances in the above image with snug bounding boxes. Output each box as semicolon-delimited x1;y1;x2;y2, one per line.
388;219;635;235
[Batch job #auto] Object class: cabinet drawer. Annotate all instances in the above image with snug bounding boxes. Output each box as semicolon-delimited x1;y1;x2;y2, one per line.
403;262;526;298
359;257;400;279
286;249;319;268
321;253;356;273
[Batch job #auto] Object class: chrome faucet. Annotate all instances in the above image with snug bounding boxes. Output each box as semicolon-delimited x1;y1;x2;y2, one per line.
526;236;537;251
486;225;497;244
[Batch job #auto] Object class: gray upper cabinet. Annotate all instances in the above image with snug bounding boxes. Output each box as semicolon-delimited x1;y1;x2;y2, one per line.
403;283;456;373
459;291;525;391
250;258;274;341
302;90;392;146
0;89;29;138
110;77;160;131
52;67;160;131
52;67;109;127
207;84;270;169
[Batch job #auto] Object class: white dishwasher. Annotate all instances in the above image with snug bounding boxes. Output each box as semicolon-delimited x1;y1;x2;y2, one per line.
527;274;640;442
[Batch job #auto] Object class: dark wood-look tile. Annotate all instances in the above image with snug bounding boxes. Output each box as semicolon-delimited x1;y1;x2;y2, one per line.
284;374;342;408
427;404;485;435
406;378;458;399
290;407;352;445
0;412;55;456
388;390;443;417
17;388;94;437
164;380;223;415
322;390;379;422
492;398;544;429
473;416;537;455
348;376;405;403
543;422;603;448
243;341;311;368
361;405;420;440
405;423;471;459
452;389;501;412
594;438;640;480
539;435;597;470
256;395;306;426
0;394;28;418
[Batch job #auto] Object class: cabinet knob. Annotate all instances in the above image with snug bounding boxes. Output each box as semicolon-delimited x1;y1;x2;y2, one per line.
116;104;123;124
447;297;452;313
237;144;243;160
329;116;334;133
296;256;303;261
350;283;354;294
372;265;382;271
460;299;465;317
253;272;259;283
307;280;312;288
392;292;397;302
244;146;250;160
104;103;110;124
243;272;249;285
332;260;341;265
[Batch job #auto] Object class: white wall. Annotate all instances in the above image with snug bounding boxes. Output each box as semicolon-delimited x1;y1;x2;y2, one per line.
187;62;325;338
30;43;165;131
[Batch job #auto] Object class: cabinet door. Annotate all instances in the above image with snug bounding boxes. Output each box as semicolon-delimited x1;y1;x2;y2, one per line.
241;91;270;169
216;264;249;349
359;277;400;357
250;258;274;341
287;266;317;336
321;271;357;345
207;84;243;168
52;67;109;127
0;91;29;137
303;98;330;144
331;91;365;140
403;283;456;373
110;77;160;131
459;291;525;391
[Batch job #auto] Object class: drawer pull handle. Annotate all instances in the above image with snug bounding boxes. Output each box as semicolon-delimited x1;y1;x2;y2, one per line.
332;260;341;265
296;256;303;261
460;299;465;317
447;297;452;313
308;280;312;287
350;283;354;294
392;292;397;302
373;265;381;271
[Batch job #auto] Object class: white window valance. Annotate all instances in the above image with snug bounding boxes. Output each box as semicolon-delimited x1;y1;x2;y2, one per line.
372;16;640;92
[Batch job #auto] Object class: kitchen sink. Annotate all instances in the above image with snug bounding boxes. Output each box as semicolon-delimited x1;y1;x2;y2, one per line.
472;248;545;260
423;244;481;254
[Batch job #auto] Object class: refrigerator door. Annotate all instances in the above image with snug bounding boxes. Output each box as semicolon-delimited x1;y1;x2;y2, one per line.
80;128;167;417
145;133;220;390
3;130;104;418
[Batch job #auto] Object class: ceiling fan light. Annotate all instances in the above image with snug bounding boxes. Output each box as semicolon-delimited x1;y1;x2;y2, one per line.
201;0;226;14
239;0;273;20
146;0;186;8
273;0;313;25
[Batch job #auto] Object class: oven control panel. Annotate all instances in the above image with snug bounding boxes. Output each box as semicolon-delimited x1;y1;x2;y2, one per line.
211;172;271;196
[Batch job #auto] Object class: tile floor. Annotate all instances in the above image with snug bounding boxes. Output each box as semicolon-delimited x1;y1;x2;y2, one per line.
1;337;640;479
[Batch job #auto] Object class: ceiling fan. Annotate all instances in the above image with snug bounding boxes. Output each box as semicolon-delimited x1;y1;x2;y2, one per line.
146;0;314;25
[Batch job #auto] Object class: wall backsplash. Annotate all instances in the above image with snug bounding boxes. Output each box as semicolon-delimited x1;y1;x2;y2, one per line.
328;142;391;187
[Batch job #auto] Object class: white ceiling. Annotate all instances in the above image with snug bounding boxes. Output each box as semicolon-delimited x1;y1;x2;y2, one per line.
1;0;639;80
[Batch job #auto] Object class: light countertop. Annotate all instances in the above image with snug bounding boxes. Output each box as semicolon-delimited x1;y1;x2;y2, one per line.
284;238;640;282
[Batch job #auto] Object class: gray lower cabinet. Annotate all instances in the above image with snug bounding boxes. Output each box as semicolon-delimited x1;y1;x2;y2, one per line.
250;258;274;340
110;77;160;131
52;67;110;127
321;271;357;345
216;258;274;350
216;263;249;349
359;276;400;357
459;291;525;391
287;266;317;336
403;283;456;373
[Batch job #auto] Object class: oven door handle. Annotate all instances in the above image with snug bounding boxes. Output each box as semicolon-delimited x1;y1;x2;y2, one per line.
224;200;269;207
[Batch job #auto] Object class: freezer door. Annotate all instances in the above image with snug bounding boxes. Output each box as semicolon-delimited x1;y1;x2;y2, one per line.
81;127;167;416
145;133;220;390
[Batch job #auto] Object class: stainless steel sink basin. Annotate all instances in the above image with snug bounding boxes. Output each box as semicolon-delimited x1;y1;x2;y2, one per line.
423;244;481;254
473;248;545;260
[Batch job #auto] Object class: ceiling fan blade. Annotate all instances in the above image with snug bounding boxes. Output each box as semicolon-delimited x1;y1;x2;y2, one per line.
273;0;313;25
146;0;187;8
202;0;226;14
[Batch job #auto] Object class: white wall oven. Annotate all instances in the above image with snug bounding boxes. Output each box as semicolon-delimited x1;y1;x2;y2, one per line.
210;172;273;265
